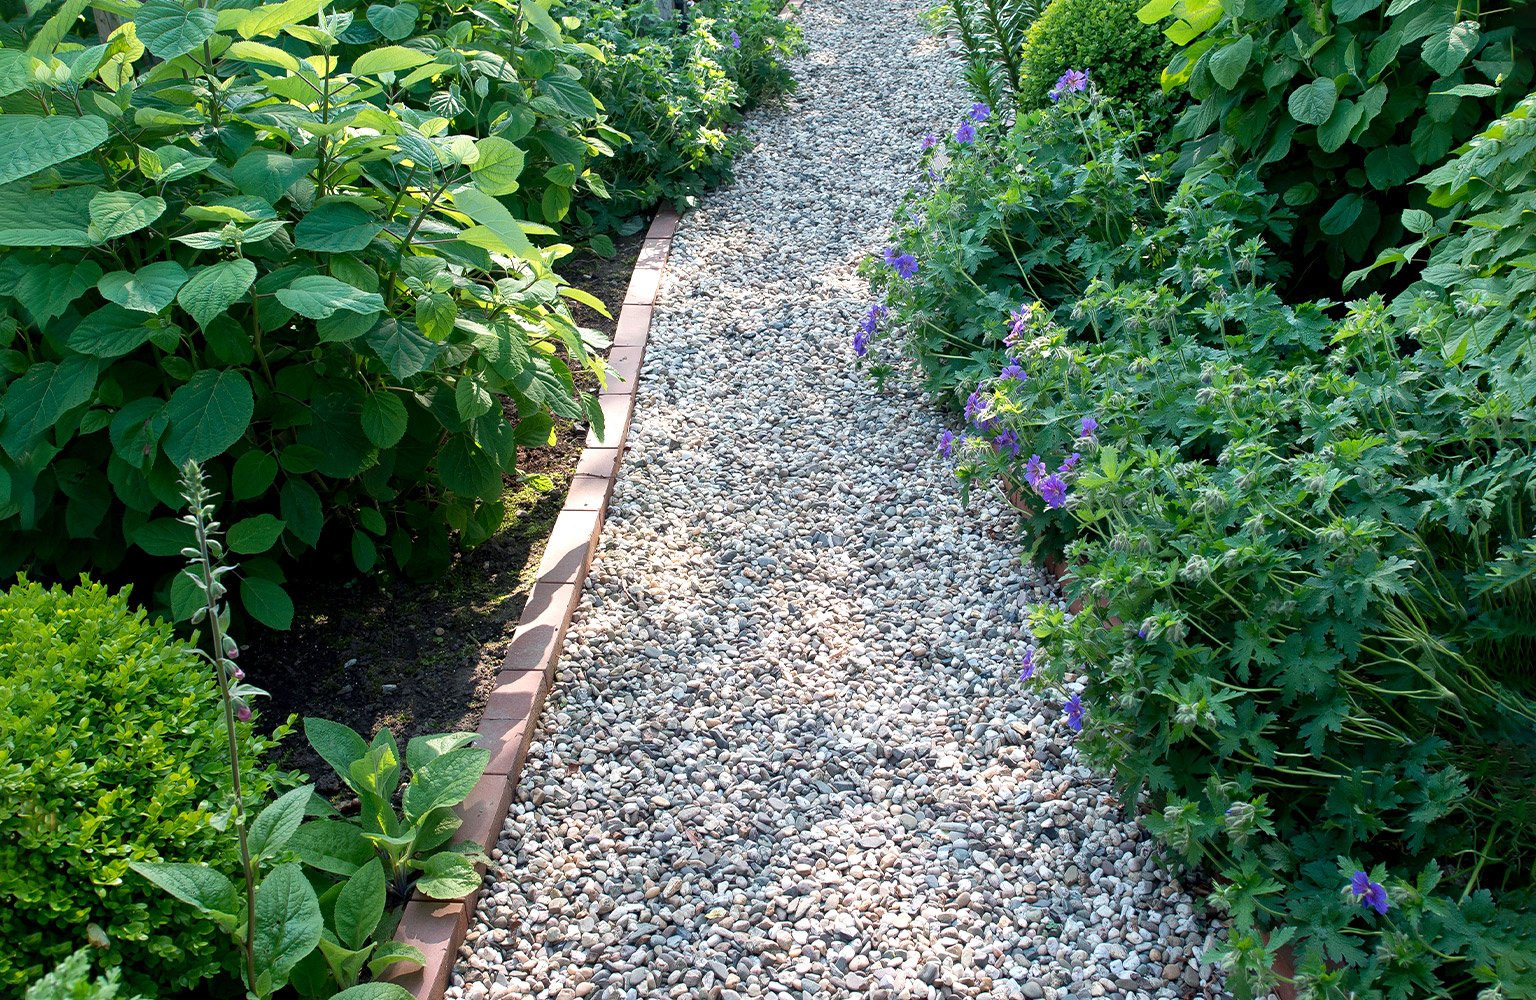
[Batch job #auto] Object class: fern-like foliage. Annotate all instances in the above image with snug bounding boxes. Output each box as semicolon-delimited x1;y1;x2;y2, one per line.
928;0;1039;110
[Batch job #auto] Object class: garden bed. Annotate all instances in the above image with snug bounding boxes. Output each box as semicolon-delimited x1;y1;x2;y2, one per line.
252;234;647;793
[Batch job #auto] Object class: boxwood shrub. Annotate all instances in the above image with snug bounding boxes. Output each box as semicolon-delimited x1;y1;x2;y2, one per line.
0;577;283;994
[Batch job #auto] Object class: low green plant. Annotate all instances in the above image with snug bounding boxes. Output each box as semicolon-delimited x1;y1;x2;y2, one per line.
1016;0;1171;109
289;859;423;998
0;0;607;628
23;950;142;1000
0;570;283;993
291;719;491;905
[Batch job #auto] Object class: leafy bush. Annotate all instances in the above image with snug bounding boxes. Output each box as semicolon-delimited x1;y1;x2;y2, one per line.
1137;0;1535;281
1016;0;1171;109
866;87;1536;998
24;950;142;1000
0;576;283;993
564;0;803;226
0;0;608;628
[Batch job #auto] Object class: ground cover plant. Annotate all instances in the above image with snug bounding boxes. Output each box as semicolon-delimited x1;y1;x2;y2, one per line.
863;2;1536;994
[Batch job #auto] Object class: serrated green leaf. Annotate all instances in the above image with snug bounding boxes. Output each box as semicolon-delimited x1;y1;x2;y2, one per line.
98;261;188;314
0;115;109;188
293;202;384;252
228;513;287;553
1422;20;1479;76
177;259;258;330
163;369;254;464
1287;78;1338;125
68;304;153;358
128;862;237;915
1320;193;1366;235
232;449;279;500
132;517;194;556
135;0;217;58
365;2;419;39
413;852;481;900
436;437;501;497
241;576;295;629
252;863;322;988
361;392;408;448
288;819;373;876
470;136;525;196
10;258;102;326
365;318;441;380
277;276;386;320
351;44;433;76
250;785;314;861
0;356;97;458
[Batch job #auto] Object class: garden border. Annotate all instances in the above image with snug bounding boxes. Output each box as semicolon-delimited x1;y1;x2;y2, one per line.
377;205;680;999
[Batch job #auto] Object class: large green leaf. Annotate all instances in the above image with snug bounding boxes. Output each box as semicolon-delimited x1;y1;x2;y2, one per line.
470;136;525;196
0;115;109;188
280;477;323;545
402;746;489;820
68;304;154;358
332;984;416;1000
228;513;287;554
293;203;384;252
0;48;32;98
240;575;295;629
178;259;258;330
333;858;386;950
163;369;254;464
304;718;370;785
0;356;97;458
133;517;194;556
251;863;323;990
1287;78;1338;126
361;392;408;448
1421;20;1479;76
413;852;481;900
537;74;597;118
436;437;501;498
364;2;419;40
231;449;278;500
276;276;385;320
89;190;167;243
237;0;326;38
351;44;433;76
8;258;102;325
99;261;188;314
231;150;318;203
127;861;237;916
288;819;374;876
249;785;315;862
364;318;440;380
1320;193;1366;235
135;0;217;58
0;187;92;246
448;185;534;258
1207;35;1253;90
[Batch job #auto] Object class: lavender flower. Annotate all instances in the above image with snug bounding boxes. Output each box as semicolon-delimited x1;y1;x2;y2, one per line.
921;131;938;151
1020;647;1036;680
730;29;741;48
1080;415;1098;440
1008;305;1033;343
1350;872;1389;915
955;121;976;144
993;429;1020;457
1038;474;1068;508
939;429;956;457
1058;452;1080;474
970;102;991;122
1063;693;1084;732
1024;454;1046;488
1050;68;1090;102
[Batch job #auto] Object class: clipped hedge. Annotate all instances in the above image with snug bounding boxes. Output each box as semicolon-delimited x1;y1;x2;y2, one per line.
0;577;283;994
1016;0;1169;108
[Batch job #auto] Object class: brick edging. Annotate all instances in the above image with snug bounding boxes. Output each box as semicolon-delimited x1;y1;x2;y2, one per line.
379;205;681;999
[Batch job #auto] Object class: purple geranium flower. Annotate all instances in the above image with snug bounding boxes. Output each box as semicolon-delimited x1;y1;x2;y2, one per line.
889;253;918;279
1038;474;1068;508
852;303;886;357
921;131;938;151
1008;305;1033;344
1050;68;1090;102
1058;452;1080;474
964;390;990;427
1063;693;1084;732
1020;647;1035;680
1080;415;1098;440
1024;454;1045;488
730;29;741;48
939;429;956;457
1350;872;1389;915
955;121;976;144
999;359;1026;382
970;102;991;122
993;429;1020;457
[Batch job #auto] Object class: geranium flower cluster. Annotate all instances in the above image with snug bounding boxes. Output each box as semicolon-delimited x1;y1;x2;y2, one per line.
1049;68;1089;103
882;246;918;279
852;303;887;356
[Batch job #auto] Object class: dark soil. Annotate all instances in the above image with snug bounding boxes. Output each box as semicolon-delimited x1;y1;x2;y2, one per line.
251;233;646;794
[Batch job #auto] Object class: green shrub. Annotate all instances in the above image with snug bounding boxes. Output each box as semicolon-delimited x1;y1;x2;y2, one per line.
0;577;283;994
0;0;609;627
867;90;1536;998
1016;0;1170;108
1139;0;1535;280
564;0;803;226
24;950;142;1000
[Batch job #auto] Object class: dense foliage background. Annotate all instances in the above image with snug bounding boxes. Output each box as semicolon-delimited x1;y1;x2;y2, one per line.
863;0;1536;996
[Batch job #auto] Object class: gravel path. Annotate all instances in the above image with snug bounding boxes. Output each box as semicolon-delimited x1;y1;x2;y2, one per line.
448;0;1229;996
